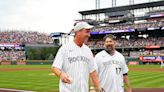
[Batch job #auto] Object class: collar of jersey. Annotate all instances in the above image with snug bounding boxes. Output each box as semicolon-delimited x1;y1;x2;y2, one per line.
104;50;116;57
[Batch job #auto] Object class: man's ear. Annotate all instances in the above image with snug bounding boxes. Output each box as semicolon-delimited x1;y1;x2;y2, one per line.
113;40;116;45
75;31;80;37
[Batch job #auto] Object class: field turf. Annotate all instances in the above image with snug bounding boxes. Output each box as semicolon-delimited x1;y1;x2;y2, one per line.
0;65;164;92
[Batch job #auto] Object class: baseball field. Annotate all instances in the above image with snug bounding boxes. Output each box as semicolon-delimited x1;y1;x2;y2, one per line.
0;65;164;92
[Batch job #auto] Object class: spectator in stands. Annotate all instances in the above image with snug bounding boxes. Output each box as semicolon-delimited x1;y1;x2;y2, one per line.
0;31;53;44
88;37;164;49
0;51;25;61
92;20;164;32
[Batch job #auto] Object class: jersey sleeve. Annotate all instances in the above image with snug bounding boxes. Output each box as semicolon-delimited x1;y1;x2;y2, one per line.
52;46;65;69
121;56;129;74
89;50;97;73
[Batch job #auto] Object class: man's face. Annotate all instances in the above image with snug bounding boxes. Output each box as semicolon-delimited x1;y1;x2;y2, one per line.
104;38;115;51
77;28;91;42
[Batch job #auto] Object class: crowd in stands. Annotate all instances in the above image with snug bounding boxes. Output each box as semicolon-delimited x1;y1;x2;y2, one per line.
117;37;164;47
130;51;141;58
0;31;54;61
88;37;164;48
0;51;25;62
0;20;163;61
128;50;164;58
142;50;164;55
153;50;164;55
93;20;164;32
0;31;53;44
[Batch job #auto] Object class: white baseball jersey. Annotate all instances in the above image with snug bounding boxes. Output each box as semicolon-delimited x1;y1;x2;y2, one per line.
95;50;128;92
52;41;97;92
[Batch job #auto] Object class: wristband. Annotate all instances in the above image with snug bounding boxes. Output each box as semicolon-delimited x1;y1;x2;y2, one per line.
90;86;95;90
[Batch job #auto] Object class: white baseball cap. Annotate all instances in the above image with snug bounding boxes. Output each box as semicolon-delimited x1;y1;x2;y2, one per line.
73;22;94;32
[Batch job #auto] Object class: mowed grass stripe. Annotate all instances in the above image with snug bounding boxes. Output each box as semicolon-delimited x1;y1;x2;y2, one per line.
130;73;164;87
129;72;163;79
131;73;164;83
129;72;160;79
128;65;161;68
0;79;59;91
131;78;164;88
0;65;51;68
0;68;59;91
137;76;164;88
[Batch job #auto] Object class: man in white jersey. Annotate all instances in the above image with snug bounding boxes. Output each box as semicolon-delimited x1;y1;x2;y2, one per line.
52;22;104;92
90;34;132;92
156;55;164;68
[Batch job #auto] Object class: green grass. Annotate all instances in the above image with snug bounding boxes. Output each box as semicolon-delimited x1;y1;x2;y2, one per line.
0;65;50;68
128;65;164;88
0;65;59;92
0;65;164;92
128;65;161;68
129;71;164;88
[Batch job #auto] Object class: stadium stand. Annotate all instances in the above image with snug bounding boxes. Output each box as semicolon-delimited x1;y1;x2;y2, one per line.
0;31;53;44
0;31;54;62
88;37;164;48
0;51;25;62
78;1;164;64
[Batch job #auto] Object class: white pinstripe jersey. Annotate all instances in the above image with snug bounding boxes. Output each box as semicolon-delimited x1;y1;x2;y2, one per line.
95;50;128;92
52;41;97;92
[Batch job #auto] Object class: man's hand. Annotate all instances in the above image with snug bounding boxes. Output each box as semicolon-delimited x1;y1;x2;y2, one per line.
90;71;102;91
60;72;72;84
51;67;73;84
124;75;132;92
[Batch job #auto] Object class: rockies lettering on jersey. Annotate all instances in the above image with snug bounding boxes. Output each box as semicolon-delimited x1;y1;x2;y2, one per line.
68;56;90;64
